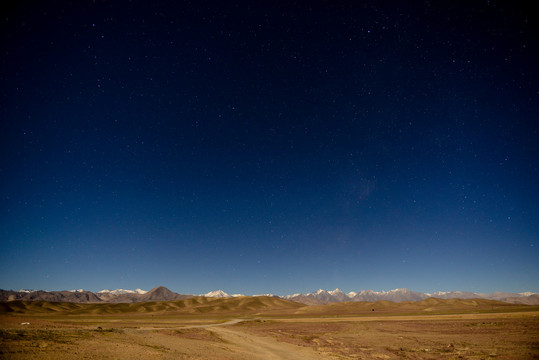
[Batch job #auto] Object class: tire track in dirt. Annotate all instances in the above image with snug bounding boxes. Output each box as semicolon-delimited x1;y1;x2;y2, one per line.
181;319;336;359
130;319;336;359
209;326;336;360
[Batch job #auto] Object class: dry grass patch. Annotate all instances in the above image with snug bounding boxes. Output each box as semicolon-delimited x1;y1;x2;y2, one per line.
159;328;226;342
233;314;539;359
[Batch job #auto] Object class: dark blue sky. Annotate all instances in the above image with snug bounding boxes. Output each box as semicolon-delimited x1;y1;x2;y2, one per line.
1;1;538;295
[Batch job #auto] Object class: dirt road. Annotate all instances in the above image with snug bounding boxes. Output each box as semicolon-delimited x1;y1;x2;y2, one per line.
124;318;336;359
3;313;537;359
177;319;337;359
209;325;335;360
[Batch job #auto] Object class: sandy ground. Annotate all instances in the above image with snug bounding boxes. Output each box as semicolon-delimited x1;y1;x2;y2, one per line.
202;326;336;359
1;311;538;359
0;317;335;359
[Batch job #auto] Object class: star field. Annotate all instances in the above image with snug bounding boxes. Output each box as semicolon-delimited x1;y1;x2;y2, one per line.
1;1;537;295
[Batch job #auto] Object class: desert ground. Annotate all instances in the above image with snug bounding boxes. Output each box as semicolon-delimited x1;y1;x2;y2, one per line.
1;297;538;359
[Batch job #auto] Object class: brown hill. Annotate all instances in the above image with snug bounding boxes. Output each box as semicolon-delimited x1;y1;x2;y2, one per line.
98;286;193;303
501;294;539;305
0;296;303;315
94;292;135;302
285;295;328;305
139;286;192;302
295;297;538;315
0;290;24;302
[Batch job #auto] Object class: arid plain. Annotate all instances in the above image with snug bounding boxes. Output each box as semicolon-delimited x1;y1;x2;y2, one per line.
1;296;538;359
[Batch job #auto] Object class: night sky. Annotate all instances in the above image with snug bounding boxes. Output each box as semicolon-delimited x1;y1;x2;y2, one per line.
1;1;538;295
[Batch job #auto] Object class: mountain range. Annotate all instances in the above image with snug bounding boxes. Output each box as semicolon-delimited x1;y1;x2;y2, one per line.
1;287;538;305
0;286;190;303
283;288;539;305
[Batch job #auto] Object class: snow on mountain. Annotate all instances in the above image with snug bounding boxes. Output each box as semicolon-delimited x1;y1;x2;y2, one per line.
202;290;230;298
285;288;539;305
284;293;302;299
328;288;350;301
287;288;428;304
426;291;449;296
6;286;537;305
328;288;344;295
284;288;352;304
350;290;383;301
309;289;339;303
98;288;147;295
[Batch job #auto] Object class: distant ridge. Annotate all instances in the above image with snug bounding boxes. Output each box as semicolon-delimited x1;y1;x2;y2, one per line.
98;288;147;295
0;296;303;315
0;286;192;303
0;289;102;303
140;286;192;301
295;297;538;316
201;290;231;298
1;297;536;317
283;288;539;305
1;287;538;305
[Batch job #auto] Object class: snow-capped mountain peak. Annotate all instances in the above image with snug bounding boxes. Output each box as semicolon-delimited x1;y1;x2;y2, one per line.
4;286;538;305
203;290;230;298
328;288;350;301
387;288;410;294
98;288;147;295
287;287;430;303
285;293;302;299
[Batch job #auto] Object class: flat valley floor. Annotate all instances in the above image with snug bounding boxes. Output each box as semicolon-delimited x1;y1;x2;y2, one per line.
1;311;538;359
